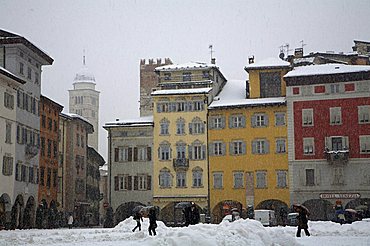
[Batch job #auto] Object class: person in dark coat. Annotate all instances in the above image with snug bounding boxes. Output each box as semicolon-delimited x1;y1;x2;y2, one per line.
132;212;143;232
148;208;157;236
189;203;200;225
183;206;191;226
294;205;310;237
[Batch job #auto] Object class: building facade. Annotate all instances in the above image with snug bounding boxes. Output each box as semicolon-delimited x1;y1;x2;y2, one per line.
0;67;26;229
0;29;53;229
208;58;291;223
39;95;63;208
57;113;93;226
139;58;172;117
151;61;227;225
69;61;100;150
285;63;370;220
104;117;153;224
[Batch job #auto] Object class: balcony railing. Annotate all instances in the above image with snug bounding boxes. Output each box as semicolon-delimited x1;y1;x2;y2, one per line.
25;144;39;158
325;149;349;165
173;158;189;170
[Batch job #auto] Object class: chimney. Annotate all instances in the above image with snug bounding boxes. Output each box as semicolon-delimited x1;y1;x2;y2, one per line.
294;48;303;58
248;56;254;64
211;58;216;64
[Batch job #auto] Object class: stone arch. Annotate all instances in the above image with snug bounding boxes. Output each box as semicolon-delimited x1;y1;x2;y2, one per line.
211;200;243;224
11;194;24;229
0;193;12;229
114;201;145;225
23;196;36;229
302;199;334;221
255;199;289;225
160;201;203;226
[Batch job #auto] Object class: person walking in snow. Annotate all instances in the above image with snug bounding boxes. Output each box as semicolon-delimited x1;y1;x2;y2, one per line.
132;212;143;232
294;204;310;237
148;208;157;236
67;214;74;229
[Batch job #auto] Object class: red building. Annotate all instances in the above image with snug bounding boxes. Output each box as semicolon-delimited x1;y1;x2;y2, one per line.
285;64;370;220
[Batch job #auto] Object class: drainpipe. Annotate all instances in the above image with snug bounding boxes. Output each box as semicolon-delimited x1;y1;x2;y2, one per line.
108;128;112;206
206;98;211;222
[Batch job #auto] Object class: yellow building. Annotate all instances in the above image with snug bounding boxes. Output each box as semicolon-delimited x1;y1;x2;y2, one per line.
208;57;291;224
152;61;226;225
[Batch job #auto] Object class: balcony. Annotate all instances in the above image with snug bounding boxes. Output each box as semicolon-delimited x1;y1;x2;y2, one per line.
325;149;349;166
173;158;189;170
25;144;39;159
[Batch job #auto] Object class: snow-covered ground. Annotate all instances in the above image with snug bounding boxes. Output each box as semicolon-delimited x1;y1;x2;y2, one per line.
1;218;370;246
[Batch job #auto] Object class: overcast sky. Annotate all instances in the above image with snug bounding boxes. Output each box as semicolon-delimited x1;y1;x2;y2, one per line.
1;0;370;160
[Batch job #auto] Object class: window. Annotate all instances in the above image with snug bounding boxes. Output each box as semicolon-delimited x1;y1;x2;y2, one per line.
81;136;84;148
76;133;80;147
275;113;285;126
192;168;202;187
176;118;185;135
189;117;204;134
202;71;209;78
48;118;52;130
35;71;39;84
176;143;186;159
277;170;287;188
330;84;340;94
305;169;315;186
4;92;14;109
302;109;313;126
230;115;245;128
138;175;147;190
256;171;267;188
213;172;223;189
233;172;244;188
230;140;245;155
252;113;268;127
159;169;172;188
27;67;32;79
46;168;51;188
2;155;13;176
210;141;225;156
193;101;204;111
116;147;132;162
333;167;344;185
5;122;11;144
53;169;58;187
15;163;21;181
176;171;186;187
21;165;27;182
137;146;147;161
19;62;24;75
117;175;132;190
29;166;34;184
210;116;225;129
330;107;342;125
53;141;58;158
252;139;269;154
325;136;348;151
47;139;52;157
177;101;186;112
259;72;281;98
40;137;45;156
182;72;192;81
189;141;206;160
164;72;171;80
358;106;370;124
276;139;286;153
360;136;370;153
303;138;314;155
159;143;171;160
160;119;169;135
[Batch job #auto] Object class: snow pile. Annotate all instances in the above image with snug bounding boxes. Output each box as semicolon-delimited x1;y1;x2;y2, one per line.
1;218;370;246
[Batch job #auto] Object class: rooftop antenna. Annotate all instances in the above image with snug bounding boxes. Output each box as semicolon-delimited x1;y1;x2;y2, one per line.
83;49;86;66
209;44;214;61
283;43;292;56
300;40;307;50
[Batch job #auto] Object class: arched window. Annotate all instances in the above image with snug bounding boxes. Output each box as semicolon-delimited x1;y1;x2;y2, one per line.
159;168;172;188
192;167;203;187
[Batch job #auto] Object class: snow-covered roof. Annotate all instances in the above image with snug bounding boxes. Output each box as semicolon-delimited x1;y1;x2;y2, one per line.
0;66;27;84
151;87;212;96
155;62;217;71
245;57;290;70
285;64;370;78
105;116;153;127
293;57;315;65
62;112;92;126
209;80;285;109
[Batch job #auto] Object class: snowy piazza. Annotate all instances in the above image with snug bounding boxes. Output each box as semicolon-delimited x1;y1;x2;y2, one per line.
1;1;370;245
